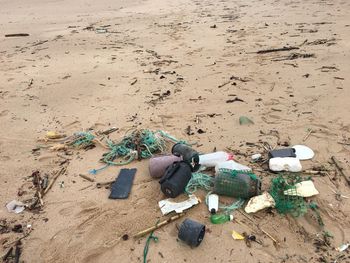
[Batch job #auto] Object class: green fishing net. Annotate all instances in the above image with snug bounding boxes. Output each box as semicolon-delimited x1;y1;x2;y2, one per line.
269;174;307;217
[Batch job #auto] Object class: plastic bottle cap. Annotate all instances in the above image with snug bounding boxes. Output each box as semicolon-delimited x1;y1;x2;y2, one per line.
229;215;234;221
227;153;234;160
210;208;216;214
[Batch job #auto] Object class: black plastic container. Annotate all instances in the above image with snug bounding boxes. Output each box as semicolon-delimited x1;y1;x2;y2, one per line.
159;161;192;198
268;148;296;159
171;143;200;172
178;218;205;247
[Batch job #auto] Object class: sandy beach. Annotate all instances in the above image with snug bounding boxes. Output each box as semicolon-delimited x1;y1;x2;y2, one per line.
1;0;350;262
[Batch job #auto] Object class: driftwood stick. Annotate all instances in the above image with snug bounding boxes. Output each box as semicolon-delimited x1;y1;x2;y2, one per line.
260;227;279;245
256;46;299;54
133;213;185;238
5;33;29;37
331;156;350;185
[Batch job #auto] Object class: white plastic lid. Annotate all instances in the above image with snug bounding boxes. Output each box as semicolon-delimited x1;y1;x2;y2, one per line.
292;145;315;160
229;215;234;221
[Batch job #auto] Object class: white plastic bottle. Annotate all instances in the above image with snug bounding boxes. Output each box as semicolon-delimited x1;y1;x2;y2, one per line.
214;160;251;174
269;157;302;172
207;194;219;214
199;151;233;167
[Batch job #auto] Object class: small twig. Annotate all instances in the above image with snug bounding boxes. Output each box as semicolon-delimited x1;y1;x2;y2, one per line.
256;46;299;54
2;247;13;261
230;75;251;82
99;127;118;136
338;142;350;146
234;218;255;232
79;184;93;191
284;63;298;68
6;231;31;247
218;81;230;88
238;210;279;246
79;174;95;182
303;129;313;141
5;33;29;37
303;170;329;175
31;40;48;47
43;167;66;196
37;191;44;207
260;227;279;246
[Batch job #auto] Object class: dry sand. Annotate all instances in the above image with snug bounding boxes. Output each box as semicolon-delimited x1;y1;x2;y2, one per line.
1;0;350;262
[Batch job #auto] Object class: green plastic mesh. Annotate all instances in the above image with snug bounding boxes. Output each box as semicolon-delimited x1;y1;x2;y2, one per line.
214;169;261;199
269;174;307;217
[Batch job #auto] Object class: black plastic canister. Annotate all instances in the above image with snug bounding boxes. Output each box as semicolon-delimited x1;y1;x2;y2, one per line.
171;143;200;172
178;218;205;247
159;161;192;198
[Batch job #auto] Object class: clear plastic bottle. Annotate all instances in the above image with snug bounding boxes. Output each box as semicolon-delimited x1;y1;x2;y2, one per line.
199;151;234;167
214;160;251;175
210;213;233;224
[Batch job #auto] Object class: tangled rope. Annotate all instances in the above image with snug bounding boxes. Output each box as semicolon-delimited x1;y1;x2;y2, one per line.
185;173;215;194
70;132;95;148
90;129;183;174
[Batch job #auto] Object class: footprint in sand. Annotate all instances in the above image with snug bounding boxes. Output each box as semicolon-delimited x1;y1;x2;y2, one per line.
0;156;11;161
0;110;9;117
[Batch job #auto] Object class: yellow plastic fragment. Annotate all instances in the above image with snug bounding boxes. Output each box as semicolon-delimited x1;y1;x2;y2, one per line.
231;230;244;240
46;131;64;139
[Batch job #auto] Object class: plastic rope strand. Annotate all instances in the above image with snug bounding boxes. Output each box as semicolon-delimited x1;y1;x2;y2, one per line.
185;173;215;194
219;198;245;213
143;221;159;263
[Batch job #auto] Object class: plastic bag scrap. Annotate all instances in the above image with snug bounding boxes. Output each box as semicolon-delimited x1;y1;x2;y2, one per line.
336;243;350;252
6;200;25;214
158;195;200;215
